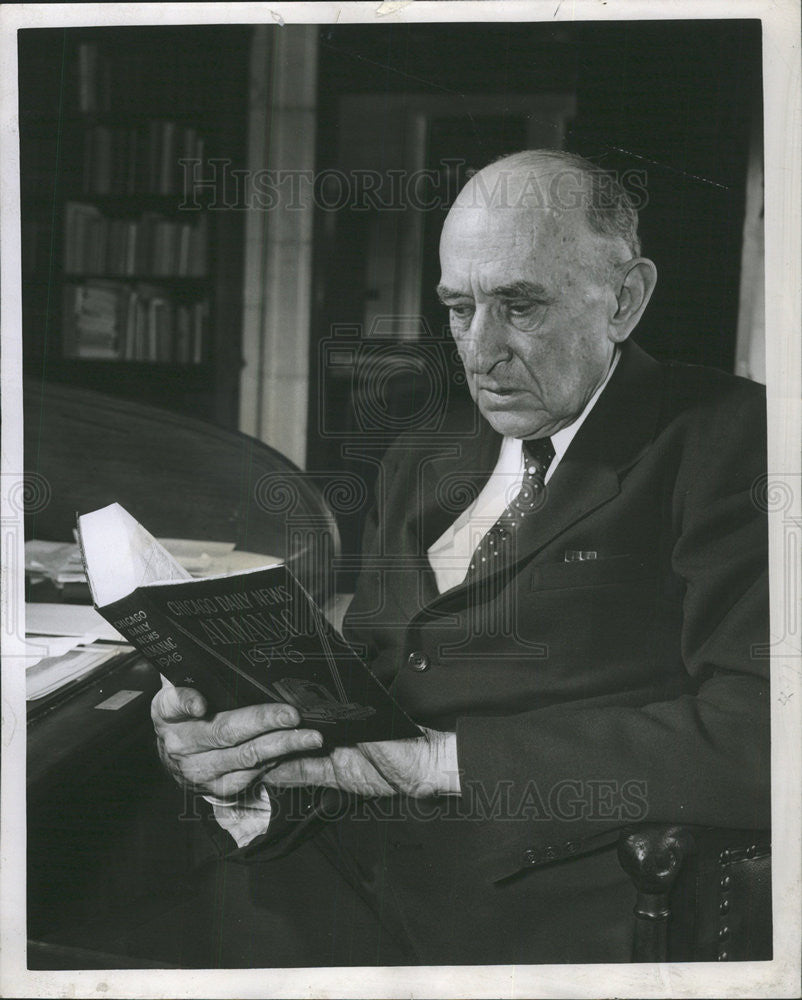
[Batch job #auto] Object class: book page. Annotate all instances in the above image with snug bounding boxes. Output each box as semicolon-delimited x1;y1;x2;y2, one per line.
78;502;192;607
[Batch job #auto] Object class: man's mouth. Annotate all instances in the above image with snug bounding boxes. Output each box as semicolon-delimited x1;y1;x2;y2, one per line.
478;386;522;397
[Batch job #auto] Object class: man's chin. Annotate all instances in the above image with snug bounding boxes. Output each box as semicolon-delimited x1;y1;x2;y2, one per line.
478;407;546;439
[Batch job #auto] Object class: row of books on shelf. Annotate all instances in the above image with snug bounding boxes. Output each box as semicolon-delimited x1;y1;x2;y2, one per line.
81;121;206;197
63;280;210;364
21;121;207;200
64;202;208;278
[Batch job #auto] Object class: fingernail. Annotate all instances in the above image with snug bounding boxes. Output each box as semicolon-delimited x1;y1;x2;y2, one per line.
303;732;323;749
279;710;297;726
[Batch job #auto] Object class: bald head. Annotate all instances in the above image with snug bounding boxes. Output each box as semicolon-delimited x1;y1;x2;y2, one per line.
445;150;641;280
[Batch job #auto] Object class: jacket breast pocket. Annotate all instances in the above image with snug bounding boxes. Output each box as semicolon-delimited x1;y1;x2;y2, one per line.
529;554;649;592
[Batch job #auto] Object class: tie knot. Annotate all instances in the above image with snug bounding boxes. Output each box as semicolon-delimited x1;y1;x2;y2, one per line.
522;437;555;476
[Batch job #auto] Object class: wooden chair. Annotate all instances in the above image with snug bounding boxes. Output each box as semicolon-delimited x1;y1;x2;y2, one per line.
23;380;340;600
618;824;772;962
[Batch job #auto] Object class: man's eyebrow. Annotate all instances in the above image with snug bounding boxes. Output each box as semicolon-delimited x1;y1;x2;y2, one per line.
435;284;467;302
489;280;551;300
435;280;551;302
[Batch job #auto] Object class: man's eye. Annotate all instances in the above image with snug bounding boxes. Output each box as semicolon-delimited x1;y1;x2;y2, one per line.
449;304;474;321
507;301;539;317
507;301;546;329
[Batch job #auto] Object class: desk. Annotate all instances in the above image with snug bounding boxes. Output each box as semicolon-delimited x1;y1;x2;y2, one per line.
25;587;362;968
26;642;351;970
22;379;345;965
28;655;159;794
27;653;221;965
25;635;397;969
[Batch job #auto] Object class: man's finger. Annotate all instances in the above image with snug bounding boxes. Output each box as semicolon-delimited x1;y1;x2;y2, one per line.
196;769;265;800
181;728;324;782
151;685;207;727
203;702;301;749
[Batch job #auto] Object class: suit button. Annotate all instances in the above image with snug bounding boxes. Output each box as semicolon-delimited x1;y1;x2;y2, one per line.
407;651;430;672
523;848;539;866
564;841;578;855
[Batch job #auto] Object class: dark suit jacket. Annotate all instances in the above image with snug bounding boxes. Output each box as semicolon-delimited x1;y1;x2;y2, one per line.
238;340;769;964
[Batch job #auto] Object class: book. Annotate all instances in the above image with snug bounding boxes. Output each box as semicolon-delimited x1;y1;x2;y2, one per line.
77;504;421;746
77;42;97;113
64;201;103;273
62;279;129;359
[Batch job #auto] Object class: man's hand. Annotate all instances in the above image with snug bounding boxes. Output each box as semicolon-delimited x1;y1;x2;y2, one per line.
151;684;324;800
264;729;461;799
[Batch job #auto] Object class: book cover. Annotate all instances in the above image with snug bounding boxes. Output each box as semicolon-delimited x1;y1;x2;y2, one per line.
78;504;420;747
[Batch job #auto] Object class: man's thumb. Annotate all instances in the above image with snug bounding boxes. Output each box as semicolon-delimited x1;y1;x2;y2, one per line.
151;684;207;723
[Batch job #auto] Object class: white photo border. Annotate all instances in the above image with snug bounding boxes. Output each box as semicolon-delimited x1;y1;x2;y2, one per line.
1;3;799;997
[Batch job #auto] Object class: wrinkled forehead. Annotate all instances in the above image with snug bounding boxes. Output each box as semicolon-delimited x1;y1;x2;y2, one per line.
440;198;592;275
441;164;594;260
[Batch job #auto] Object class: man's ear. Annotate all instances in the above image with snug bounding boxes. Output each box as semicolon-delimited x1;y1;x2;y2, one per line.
608;258;658;342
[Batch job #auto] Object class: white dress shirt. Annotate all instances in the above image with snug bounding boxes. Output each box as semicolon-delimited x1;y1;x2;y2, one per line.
427;348;620;593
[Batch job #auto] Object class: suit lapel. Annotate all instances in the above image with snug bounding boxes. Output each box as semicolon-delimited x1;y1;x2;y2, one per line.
510;340;663;565
417;340;664;613
402;408;501;610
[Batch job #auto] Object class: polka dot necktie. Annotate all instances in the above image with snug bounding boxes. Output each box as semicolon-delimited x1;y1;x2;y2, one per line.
466;436;555;580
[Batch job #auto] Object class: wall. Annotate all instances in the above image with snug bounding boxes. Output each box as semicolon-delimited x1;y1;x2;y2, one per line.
239;25;318;469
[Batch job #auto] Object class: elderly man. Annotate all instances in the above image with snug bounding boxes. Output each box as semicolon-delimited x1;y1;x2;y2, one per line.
152;150;769;964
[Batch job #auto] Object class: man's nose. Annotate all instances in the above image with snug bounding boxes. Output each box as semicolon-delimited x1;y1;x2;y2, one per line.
461;306;511;374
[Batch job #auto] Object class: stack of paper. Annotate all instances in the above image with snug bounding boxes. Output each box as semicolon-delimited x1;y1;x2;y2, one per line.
26;537;281;587
26;602;125;641
25;540;88;587
26;644;133;701
24;535;281;703
25;603;131;703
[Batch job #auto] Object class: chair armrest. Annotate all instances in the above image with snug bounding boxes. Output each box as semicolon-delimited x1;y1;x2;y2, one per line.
617;825;696;962
617;824;772;962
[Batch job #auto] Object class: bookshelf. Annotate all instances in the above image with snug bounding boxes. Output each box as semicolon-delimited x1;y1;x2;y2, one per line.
18;26;251;427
